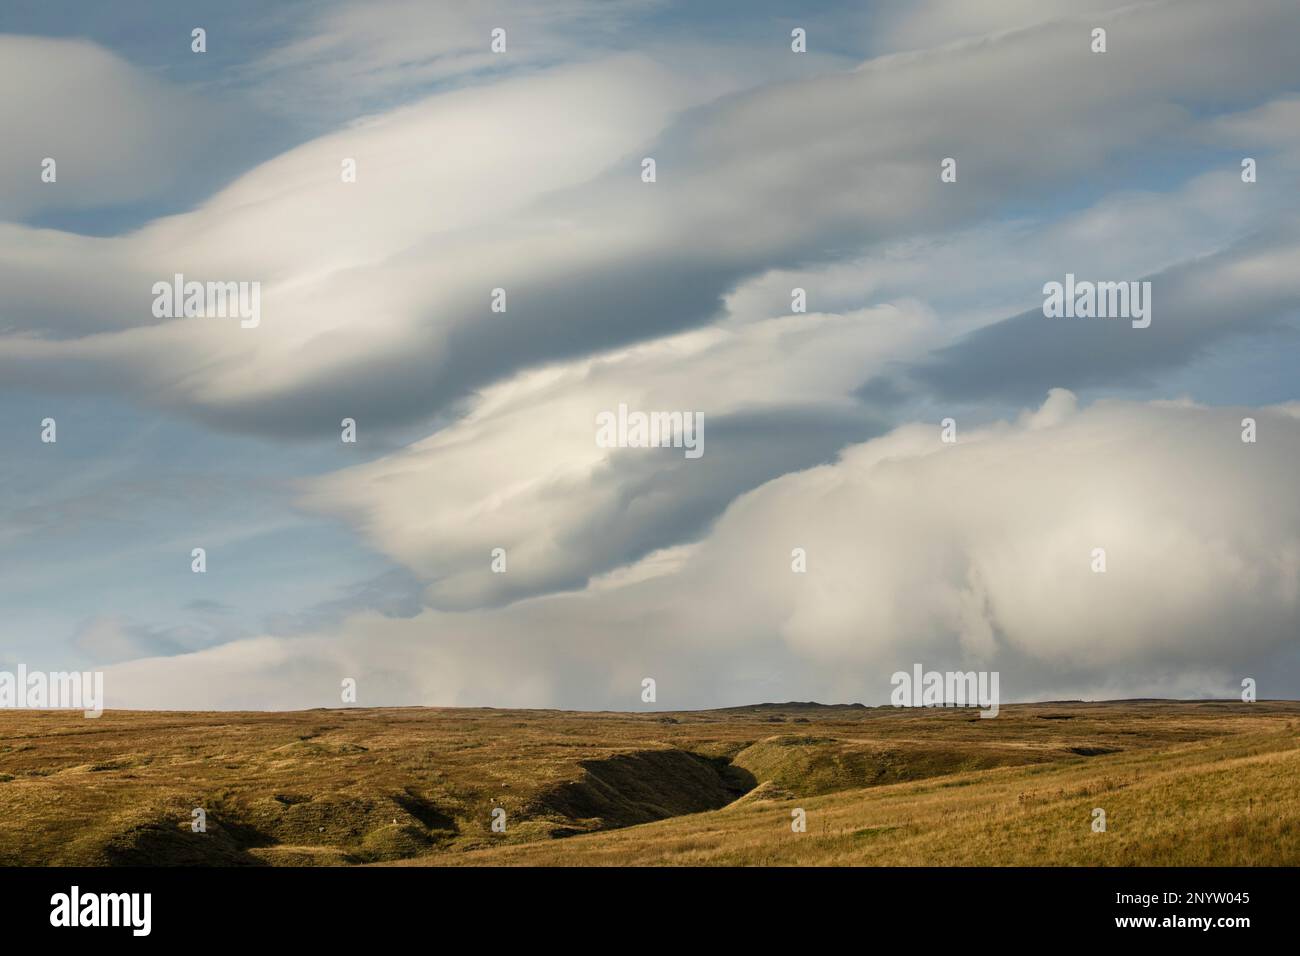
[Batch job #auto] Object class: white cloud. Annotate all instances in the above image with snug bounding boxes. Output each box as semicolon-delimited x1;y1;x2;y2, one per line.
7;2;1300;711
105;393;1300;709
299;298;932;607
0;35;226;219
5;0;1297;433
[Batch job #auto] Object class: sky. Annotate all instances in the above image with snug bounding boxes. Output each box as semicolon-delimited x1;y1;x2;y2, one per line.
1;0;1298;711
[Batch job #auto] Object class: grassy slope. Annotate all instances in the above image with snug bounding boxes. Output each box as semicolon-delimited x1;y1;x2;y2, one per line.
1;701;1296;866
435;723;1300;866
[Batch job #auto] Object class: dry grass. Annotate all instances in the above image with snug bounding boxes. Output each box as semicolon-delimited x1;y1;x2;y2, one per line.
1;700;1296;866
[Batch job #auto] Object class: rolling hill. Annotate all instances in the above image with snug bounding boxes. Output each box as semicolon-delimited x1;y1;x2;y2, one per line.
0;700;1296;866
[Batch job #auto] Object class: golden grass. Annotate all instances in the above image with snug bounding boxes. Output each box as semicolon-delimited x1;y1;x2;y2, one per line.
437;727;1300;866
1;700;1296;866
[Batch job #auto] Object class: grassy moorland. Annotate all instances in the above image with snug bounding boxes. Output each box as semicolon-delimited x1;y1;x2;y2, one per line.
0;701;1296;866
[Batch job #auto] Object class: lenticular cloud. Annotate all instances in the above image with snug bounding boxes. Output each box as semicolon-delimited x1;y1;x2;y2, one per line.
104;392;1300;710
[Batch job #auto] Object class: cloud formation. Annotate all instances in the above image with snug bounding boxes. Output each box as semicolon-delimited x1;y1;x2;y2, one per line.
5;0;1298;435
3;0;1299;709
105;393;1300;709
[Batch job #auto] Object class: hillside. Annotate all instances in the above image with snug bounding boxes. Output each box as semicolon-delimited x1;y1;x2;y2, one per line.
0;701;1296;866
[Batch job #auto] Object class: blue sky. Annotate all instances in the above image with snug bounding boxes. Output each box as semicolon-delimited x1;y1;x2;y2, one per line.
2;0;1299;709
